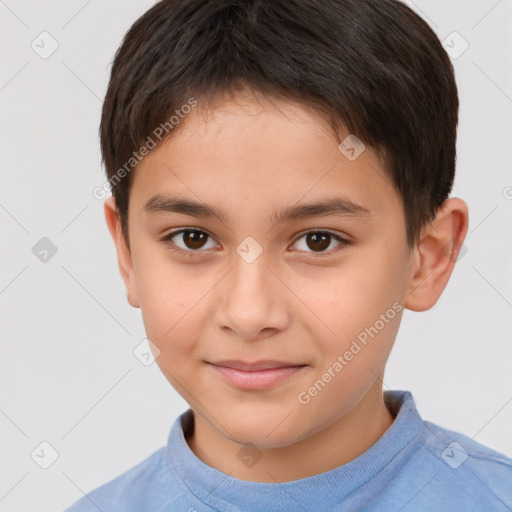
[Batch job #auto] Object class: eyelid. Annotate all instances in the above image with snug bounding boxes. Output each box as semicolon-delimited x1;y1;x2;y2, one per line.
160;227;351;255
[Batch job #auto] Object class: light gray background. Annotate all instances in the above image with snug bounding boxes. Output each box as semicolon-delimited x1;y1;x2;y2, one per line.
1;1;511;511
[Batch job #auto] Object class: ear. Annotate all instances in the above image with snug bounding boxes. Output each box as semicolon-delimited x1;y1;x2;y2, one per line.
104;196;140;308
404;197;469;311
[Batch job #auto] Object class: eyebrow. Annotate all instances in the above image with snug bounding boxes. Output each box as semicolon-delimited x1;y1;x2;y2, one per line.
143;194;373;225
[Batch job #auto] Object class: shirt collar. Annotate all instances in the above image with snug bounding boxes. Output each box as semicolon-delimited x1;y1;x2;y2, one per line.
164;390;425;512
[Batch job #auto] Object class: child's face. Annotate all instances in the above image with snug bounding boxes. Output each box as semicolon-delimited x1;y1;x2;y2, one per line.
112;92;419;448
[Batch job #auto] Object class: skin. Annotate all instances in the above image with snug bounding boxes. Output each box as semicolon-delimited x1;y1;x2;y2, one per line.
104;89;469;483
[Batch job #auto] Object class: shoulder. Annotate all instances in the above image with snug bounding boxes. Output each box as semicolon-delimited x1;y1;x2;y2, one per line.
414;419;512;508
61;446;183;511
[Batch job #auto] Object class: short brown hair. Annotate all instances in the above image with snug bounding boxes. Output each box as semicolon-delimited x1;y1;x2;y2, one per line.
99;0;459;251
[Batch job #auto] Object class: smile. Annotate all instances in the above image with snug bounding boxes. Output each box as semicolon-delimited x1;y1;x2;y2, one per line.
207;362;307;390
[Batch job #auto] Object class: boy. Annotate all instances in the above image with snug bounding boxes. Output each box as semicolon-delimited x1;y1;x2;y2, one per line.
65;0;512;510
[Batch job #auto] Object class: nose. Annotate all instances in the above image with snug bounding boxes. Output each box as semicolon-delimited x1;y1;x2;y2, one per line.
213;251;290;341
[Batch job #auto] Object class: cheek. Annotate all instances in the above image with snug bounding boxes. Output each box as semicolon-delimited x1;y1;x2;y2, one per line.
295;251;404;388
132;249;204;360
299;256;403;337
141;289;203;391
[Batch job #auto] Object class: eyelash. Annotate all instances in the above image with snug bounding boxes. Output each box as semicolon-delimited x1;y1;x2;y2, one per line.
159;228;351;257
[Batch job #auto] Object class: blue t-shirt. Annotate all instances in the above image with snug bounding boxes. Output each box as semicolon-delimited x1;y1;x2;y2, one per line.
63;390;512;511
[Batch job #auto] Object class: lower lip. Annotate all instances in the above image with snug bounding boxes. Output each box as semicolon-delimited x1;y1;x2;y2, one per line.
208;364;306;390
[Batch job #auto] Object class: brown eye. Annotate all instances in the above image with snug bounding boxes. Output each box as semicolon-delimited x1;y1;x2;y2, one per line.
293;230;349;254
162;228;218;252
182;230;208;250
306;232;331;252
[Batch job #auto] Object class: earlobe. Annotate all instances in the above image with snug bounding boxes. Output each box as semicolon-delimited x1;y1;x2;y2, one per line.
103;196;140;309
404;198;469;312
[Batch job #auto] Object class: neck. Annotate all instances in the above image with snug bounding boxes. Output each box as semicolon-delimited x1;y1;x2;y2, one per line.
185;381;395;483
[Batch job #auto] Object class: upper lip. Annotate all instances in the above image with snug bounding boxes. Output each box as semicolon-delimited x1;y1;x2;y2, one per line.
207;360;306;371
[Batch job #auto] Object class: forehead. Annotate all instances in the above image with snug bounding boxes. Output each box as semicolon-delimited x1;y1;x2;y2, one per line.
129;94;400;225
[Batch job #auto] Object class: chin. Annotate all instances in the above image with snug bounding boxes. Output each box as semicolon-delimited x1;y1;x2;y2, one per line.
217;409;305;449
